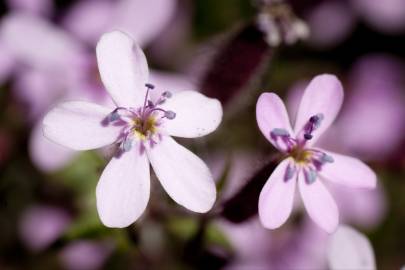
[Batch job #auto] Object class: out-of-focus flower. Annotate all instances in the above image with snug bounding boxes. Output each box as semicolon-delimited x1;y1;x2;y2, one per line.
351;0;405;34
328;225;376;270
6;0;53;17
42;31;222;228
19;205;71;252
305;0;405;48
287;55;405;162
0;0;192;172
306;1;356;48
256;74;376;233
59;240;114;270
62;0;175;47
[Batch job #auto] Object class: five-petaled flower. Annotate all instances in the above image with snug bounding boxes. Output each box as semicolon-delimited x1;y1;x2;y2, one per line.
42;31;222;228
256;74;377;233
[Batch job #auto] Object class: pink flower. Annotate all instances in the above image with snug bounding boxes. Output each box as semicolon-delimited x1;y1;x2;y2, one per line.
19;205;71;252
328;225;376;270
256;74;376;233
59;240;114;270
42;31;222;228
0;1;191;172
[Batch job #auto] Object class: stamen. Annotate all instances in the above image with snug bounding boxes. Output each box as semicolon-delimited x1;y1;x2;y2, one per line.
142;83;155;117
321;153;334;163
122;137;132;152
165;111;176;120
284;163;296;181
271;128;290;137
162;91;172;98
303;113;324;141
304;168;317;184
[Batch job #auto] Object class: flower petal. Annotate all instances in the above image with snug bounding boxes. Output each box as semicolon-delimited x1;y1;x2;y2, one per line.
147;136;216;212
0;12;83;69
43;101;120;150
96;31;149;107
328;225;376;270
294;74;343;146
298;170;338;233
31;122;76;172
160;91;222;138
256;93;293;152
258;158;296;229
319;150;377;189
96;148;150;228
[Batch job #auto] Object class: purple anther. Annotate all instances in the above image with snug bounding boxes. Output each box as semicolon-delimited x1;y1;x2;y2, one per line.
145;83;155;89
165;111;176;120
271;128;290;137
108;111;120;122
304;133;313;140
162;91;172;98
305;168;317;184
284;164;296;181
321;153;334;163
122;138;132;152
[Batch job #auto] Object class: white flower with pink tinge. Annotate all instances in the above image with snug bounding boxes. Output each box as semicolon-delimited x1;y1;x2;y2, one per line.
42;31;222;228
256;74;377;233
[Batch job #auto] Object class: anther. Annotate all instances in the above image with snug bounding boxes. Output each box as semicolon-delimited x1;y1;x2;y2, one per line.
304;134;313;140
271;128;290;137
108;111;120;122
162;91;172;98
284;164;296;181
165;111;176;120
122;138;132;152
145;83;155;89
305;168;317;184
321;153;334;163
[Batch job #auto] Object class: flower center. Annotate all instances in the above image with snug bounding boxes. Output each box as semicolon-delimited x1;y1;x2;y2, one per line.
271;114;333;184
102;83;176;155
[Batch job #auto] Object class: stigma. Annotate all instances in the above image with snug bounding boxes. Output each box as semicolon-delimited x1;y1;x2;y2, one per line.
103;83;176;155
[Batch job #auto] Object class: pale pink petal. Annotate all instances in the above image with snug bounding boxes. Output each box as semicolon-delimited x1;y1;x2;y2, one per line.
147;136;216;213
0;13;83;69
160;91;222;138
7;0;53;16
30;122;76;172
259;158;296;229
60;240;114;270
96;148;150;228
96;31;149;107
256;92;293;152
43;101;120;150
318;150;376;189
328;225;376;270
298;170;338;233
108;0;176;46
294;74;343;146
19;205;71;252
63;0;114;45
